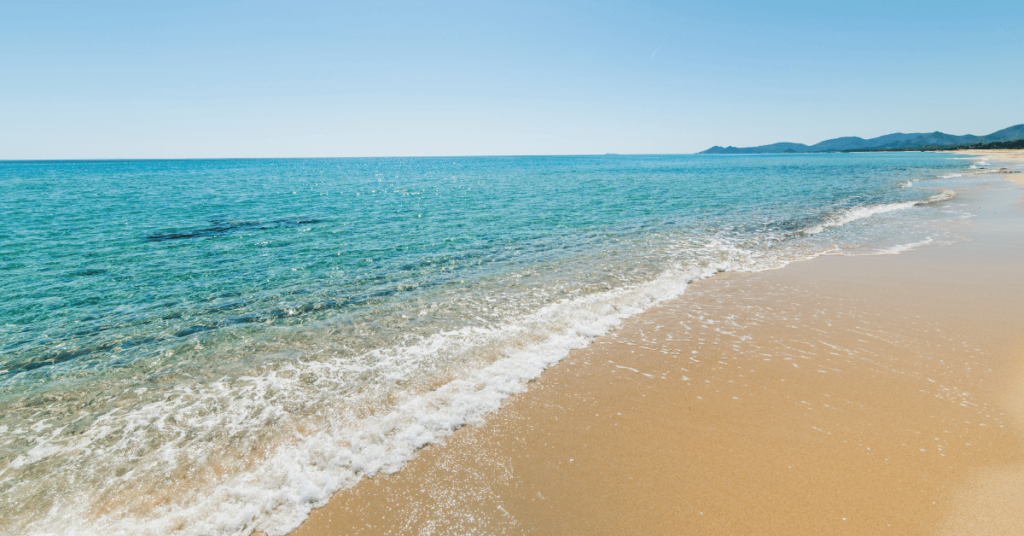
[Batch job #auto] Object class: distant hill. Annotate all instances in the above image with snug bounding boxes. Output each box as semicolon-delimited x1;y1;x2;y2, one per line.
700;124;1024;154
852;137;1024;152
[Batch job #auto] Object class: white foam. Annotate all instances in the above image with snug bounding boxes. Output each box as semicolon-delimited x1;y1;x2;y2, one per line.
803;190;956;235
19;249;765;536
184;267;726;536
871;237;934;255
9;187;965;536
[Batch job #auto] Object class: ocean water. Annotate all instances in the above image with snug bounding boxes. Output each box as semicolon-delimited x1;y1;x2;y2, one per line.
0;154;978;535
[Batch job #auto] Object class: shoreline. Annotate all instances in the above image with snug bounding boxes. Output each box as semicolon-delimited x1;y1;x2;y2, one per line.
280;155;1024;536
944;148;1024;163
943;149;1024;186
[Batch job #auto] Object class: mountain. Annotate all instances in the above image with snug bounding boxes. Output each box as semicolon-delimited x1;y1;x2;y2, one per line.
700;124;1024;154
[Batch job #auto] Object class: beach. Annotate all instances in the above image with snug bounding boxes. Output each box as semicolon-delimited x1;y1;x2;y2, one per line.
5;2;1023;533
947;150;1024;186
286;154;1024;536
0;153;1011;536
948;149;1024;165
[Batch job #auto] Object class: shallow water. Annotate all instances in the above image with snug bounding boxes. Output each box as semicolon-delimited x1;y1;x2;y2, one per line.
0;154;977;535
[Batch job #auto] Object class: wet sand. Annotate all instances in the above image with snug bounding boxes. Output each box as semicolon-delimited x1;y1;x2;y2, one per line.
946;148;1024;163
946;149;1024;185
285;173;1024;536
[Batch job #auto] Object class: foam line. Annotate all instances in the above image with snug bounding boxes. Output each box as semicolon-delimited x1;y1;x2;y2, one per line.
803;191;956;235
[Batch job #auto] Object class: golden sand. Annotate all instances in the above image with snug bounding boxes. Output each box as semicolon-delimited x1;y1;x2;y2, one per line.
284;172;1024;536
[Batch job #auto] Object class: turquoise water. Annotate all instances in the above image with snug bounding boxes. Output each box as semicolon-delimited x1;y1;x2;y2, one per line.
0;154;972;535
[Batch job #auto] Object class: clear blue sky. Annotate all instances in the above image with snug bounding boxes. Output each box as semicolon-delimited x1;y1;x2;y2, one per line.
2;0;1022;159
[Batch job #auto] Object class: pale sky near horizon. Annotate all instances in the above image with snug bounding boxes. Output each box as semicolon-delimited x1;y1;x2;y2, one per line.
2;0;1022;159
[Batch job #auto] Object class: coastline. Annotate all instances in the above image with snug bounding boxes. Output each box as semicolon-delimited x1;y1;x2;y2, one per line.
945;149;1024;185
275;155;1024;536
283;155;1024;536
945;148;1024;163
3;153;988;536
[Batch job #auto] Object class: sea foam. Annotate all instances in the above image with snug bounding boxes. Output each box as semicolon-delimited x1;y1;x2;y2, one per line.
47;259;741;536
0;154;974;536
803;190;956;235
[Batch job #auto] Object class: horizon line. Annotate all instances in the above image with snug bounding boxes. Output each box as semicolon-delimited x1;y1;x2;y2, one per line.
0;153;704;162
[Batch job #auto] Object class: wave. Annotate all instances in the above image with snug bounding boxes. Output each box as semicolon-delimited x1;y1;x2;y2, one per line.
5;160;973;536
14;244;769;536
9;187;967;536
803;190;956;235
872;237;935;255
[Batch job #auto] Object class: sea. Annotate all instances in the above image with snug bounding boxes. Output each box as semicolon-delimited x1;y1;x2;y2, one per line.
0;153;989;535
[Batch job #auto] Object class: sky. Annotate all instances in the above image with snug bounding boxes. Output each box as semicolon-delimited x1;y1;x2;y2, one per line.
1;0;1022;159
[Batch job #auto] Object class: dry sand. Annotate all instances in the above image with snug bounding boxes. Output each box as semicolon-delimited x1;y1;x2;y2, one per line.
284;171;1024;536
945;149;1024;185
946;149;1024;163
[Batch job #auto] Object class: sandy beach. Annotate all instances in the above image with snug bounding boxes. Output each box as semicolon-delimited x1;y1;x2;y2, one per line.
946;150;1024;186
6;3;1023;534
282;157;1024;536
947;149;1024;164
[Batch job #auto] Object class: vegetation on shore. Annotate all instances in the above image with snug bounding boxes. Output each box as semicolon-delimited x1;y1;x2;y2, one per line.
841;138;1024;153
701;123;1024;154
